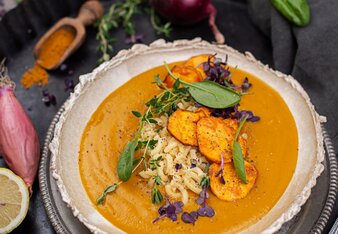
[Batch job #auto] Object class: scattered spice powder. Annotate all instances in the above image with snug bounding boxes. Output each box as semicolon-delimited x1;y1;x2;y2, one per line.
20;63;48;89
20;26;75;89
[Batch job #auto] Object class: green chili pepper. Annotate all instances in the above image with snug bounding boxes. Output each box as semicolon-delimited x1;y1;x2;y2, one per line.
271;0;310;27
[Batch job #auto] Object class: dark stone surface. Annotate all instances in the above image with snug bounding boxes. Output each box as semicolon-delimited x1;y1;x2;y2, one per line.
0;0;336;233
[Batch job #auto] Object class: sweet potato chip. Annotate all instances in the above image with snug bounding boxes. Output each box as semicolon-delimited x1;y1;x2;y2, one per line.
164;65;203;88
209;162;257;201
167;109;201;146
185;54;214;79
197;117;247;163
196;107;212;118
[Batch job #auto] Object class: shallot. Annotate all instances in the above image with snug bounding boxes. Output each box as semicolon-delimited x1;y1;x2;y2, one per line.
0;60;40;194
150;0;225;44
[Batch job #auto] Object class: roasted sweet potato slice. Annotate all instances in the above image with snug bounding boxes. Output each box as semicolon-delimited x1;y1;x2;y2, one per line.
164;65;203;88
167;109;201;146
197;117;247;163
185;54;214;79
196;107;212;118
209;162;257;201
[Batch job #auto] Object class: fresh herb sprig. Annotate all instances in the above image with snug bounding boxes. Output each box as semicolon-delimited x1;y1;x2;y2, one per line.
96;1;172;63
233;115;249;183
97;182;122;205
152;175;163;204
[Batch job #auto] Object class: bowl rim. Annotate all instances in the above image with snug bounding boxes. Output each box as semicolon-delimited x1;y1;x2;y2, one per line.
49;38;326;234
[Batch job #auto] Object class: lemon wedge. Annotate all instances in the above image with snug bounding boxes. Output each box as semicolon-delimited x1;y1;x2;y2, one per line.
0;168;29;234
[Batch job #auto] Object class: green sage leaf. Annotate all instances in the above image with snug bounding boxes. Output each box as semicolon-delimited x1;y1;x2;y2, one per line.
117;138;137;181
233;115;248;183
186;80;241;108
233;141;247;184
271;0;310;27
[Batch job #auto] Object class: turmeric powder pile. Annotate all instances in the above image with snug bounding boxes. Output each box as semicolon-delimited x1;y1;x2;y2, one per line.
21;26;75;89
21;63;48;89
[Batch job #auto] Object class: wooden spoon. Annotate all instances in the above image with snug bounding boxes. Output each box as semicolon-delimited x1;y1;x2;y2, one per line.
34;0;104;70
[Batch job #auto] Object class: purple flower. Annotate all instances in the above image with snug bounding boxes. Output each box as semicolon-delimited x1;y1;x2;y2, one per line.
197;205;215;217
196;187;209;205
64;79;74;92
241;77;252;92
125;34;143;44
175;163;182;171
60;64;68;72
42;90;56;106
233;110;260;123
181;211;198;225
153;197;183;223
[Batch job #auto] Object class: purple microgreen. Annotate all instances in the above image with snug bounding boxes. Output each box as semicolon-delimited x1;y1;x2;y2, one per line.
64;79;74;92
125;34;143;44
196;187;209;205
175;163;182;171
174;201;184;214
241;77;252;92
215;152;225;177
42;89;56;106
233;110;260;123
153;197;183;223
220;175;226;184
197;205;215;217
181;211;198;225
190;163;196;168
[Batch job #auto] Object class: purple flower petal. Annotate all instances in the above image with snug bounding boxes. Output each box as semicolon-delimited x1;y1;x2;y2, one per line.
125;34;143;44
64;79;74;92
197;206;215;217
174;201;183;214
190;211;198;220
181;212;198;224
153;198;184;223
42;90;56;106
175;163;182;171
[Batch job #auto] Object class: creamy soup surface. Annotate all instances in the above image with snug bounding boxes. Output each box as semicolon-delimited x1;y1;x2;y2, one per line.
79;62;298;233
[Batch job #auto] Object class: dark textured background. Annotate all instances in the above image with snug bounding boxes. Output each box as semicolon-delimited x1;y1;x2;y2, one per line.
0;0;336;233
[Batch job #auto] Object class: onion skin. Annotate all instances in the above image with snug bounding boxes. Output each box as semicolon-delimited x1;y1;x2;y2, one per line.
150;0;225;44
0;86;40;194
150;0;211;26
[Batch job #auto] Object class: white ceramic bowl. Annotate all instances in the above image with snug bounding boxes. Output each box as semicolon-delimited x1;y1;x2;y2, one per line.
50;38;325;234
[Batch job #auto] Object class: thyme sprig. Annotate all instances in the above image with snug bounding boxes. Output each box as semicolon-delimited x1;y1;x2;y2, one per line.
152;175;163;204
96;1;171;63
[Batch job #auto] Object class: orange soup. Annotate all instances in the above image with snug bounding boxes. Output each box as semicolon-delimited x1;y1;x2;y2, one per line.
79;62;298;233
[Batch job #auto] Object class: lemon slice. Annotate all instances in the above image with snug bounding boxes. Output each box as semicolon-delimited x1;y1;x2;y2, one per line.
0;168;29;234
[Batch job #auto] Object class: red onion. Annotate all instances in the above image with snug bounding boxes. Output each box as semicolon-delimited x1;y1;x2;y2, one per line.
0;61;40;194
150;0;225;44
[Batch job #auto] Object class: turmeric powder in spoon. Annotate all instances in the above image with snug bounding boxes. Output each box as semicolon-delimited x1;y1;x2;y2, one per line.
20;1;103;89
20;27;75;89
